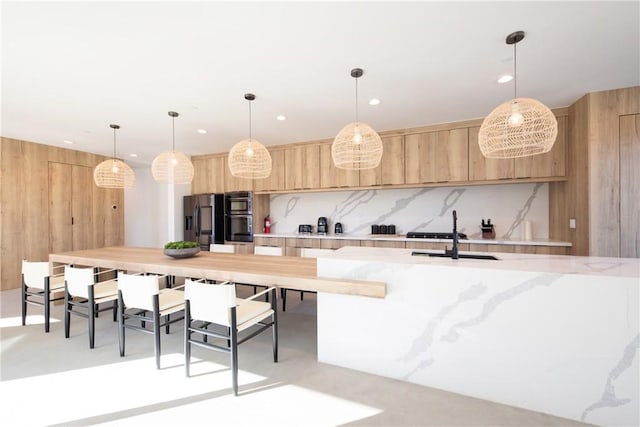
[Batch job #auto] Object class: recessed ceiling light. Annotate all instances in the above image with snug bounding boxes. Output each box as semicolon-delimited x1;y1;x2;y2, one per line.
63;140;73;144
497;75;513;83
129;153;138;158
197;129;207;134
276;115;287;121
368;98;381;106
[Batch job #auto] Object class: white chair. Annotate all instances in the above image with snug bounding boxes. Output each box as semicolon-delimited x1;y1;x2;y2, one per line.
117;272;185;369
184;279;278;396
254;246;282;257
21;260;65;332
210;244;235;254
64;265;119;348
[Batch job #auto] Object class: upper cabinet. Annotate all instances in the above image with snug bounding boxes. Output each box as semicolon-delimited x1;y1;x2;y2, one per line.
224;155;253;192
405;128;468;184
359;135;405;186
191;112;569;195
514;115;567;178
468;126;515;181
468;115;567;181
192;155;225;194
254;148;286;192
284;144;320;190
319;142;360;188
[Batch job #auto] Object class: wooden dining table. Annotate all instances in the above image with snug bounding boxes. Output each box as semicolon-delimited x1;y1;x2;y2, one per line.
49;246;386;298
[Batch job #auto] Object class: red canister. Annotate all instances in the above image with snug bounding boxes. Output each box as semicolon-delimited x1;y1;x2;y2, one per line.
264;215;271;234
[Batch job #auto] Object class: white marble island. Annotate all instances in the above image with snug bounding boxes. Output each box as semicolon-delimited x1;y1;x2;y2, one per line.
316;247;639;426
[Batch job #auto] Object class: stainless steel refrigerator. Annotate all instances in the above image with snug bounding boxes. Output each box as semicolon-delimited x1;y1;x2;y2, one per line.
184;194;225;250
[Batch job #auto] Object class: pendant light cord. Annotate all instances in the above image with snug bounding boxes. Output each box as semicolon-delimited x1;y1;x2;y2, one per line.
513;42;518;100
112;127;117;160
355;76;359;124
248;99;252;142
172;115;176;152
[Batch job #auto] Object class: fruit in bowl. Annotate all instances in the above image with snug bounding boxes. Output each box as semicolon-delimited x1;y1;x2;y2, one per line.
163;241;201;258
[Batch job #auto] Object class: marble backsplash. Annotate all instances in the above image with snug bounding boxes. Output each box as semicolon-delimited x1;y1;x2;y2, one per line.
268;183;549;239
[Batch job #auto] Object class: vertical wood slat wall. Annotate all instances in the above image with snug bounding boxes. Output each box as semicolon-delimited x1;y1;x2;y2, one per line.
0;137;125;290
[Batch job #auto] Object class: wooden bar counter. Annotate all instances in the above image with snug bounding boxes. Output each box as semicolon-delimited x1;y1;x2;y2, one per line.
49;246;386;298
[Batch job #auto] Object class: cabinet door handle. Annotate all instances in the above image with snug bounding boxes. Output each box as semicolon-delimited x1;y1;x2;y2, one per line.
71;217;74;225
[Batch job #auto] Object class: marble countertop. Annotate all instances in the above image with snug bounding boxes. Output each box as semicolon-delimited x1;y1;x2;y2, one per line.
254;232;572;247
320;246;639;277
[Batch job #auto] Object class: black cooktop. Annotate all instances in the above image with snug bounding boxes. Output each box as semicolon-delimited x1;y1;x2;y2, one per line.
406;232;468;239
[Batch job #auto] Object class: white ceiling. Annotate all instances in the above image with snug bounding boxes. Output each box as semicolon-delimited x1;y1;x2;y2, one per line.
2;1;639;167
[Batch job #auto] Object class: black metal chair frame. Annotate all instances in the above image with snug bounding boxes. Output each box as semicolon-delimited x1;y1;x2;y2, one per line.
281;288;316;312
64;268;118;349
22;265;65;333
117;276;185;370
185;286;278;396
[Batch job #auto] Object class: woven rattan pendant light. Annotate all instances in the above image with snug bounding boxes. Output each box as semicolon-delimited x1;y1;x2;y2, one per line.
228;93;272;179
93;124;135;189
332;68;382;170
478;31;557;159
151;111;194;184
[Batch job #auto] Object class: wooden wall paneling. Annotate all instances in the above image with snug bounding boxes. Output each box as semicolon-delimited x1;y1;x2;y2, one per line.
319;142;359;188
589;90;620;256
619;114;640;257
22;142;50;262
468;126;515;181
72;165;94;250
93;184;125;248
1;139;24;290
48;162;73;254
252;194;270;234
564;95;590;256
515;115;567;178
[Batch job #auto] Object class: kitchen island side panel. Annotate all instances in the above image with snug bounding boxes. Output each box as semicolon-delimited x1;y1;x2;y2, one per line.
316;251;639;426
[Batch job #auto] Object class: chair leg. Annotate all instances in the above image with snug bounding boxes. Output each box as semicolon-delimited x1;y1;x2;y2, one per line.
166;313;170;334
153;296;161;369
185;302;191;377
281;288;287;312
300;290;304;301
21;279;27;326
118;292;125;357
272;289;278;363
64;289;71;339
44;279;51;333
230;309;239;396
88;287;95;349
112;300;117;322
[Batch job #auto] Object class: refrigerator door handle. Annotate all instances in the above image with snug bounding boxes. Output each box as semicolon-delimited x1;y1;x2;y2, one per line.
194;204;200;237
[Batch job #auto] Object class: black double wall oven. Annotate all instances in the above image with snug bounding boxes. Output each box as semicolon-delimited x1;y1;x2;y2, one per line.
225;191;253;242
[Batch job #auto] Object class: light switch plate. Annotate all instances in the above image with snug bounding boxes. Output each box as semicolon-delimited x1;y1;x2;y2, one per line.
569;218;576;229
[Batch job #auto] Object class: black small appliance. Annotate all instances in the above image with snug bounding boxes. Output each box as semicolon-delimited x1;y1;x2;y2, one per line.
317;217;328;235
298;224;313;234
334;222;343;235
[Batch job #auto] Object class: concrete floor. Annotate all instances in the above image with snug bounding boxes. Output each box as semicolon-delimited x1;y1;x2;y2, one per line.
0;286;587;426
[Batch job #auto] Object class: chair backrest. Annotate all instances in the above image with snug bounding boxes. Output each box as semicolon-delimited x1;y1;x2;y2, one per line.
64;265;95;298
185;279;236;326
254;246;283;256
300;248;335;258
210;244;235;254
22;260;50;289
117;272;161;311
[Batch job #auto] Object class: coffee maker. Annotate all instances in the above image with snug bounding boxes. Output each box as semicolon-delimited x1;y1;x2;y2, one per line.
317;217;328;235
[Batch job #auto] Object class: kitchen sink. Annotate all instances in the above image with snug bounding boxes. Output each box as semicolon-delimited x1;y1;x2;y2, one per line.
411;251;499;260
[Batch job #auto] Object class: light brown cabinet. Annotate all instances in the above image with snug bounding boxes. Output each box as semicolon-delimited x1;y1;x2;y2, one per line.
285;144;321;190
192;155;226;194
360;240;406;248
320;239;361;249
319;142;360;188
360;135;405;186
254;148;286;192
405;128;469;184
284;237;321;256
224;155;253;192
514;115;567;178
468;126;515;181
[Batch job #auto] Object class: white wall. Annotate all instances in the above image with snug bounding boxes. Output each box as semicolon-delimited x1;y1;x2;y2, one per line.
269;183;549;239
124;167;191;247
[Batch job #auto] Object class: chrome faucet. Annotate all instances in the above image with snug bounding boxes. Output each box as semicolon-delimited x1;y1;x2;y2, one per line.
452;210;459;259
